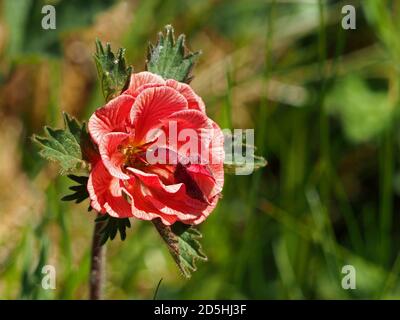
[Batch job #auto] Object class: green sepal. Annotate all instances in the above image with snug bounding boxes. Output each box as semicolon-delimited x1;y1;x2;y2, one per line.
146;25;200;83
62;174;90;206
94;39;133;102
95;214;132;246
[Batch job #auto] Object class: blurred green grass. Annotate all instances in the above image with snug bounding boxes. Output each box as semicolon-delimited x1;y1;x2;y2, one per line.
1;0;400;299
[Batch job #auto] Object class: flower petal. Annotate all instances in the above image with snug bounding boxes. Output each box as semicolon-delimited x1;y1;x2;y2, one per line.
87;162;132;218
130;86;188;143
166;79;206;113
174;163;216;203
123;177;178;225
184;196;220;225
88;94;134;145
158;109;213;162
126;167;207;220
99;132;130;180
208;121;225;197
124;71;165;97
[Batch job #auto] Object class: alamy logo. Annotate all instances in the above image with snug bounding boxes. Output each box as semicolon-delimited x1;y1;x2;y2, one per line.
41;265;56;290
341;265;356;290
341;5;356;30
41;5;56;30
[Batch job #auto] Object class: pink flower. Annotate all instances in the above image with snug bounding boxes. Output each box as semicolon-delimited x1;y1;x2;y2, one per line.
87;72;224;225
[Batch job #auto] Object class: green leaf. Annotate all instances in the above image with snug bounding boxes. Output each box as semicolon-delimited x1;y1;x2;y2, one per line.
94;39;133;102
223;132;267;175
95;215;131;246
33;113;89;174
224;155;267;175
152;219;207;278
146;25;201;83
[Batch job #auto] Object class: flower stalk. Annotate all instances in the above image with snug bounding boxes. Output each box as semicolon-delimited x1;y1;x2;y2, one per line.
89;216;106;300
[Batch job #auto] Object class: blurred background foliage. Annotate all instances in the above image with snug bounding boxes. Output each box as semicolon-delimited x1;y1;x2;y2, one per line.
1;0;400;299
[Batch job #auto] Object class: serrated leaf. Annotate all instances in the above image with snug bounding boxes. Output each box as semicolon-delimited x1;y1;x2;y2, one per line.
94;39;133;102
223;132;267;175
146;25;200;83
153;219;207;278
33;113;88;174
224;155;267;175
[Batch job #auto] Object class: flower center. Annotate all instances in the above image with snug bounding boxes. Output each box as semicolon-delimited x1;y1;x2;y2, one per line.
119;139;156;169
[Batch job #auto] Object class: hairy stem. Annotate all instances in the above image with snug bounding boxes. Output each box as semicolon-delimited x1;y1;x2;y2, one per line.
89;217;106;300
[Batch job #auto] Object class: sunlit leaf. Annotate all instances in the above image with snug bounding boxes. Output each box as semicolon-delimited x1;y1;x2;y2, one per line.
146;25;200;83
153;219;207;278
94;39;133;102
33;113;89;174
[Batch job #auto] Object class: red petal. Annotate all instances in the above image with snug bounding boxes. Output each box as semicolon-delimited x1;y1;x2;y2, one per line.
99;132;130;180
184;196;219;225
174;163;216;202
88;94;134;145
87;162;132;218
124;71;165;97
166;79;206;113
126;167;206;220
130;86;188;144
123;177;178;225
158;109;213;162
208;121;225;197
